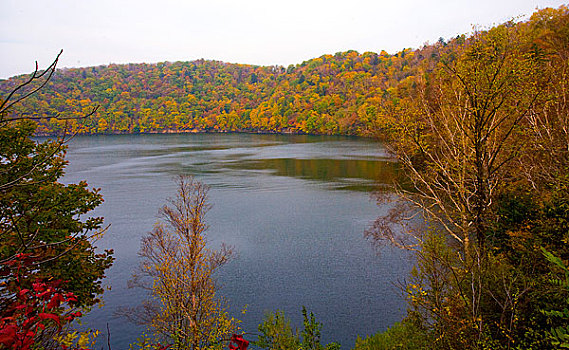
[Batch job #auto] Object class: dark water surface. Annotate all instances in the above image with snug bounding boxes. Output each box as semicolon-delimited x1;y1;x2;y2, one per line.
62;133;411;349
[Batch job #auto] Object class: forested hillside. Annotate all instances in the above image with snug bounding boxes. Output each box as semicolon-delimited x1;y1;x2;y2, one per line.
0;46;432;136
360;5;569;349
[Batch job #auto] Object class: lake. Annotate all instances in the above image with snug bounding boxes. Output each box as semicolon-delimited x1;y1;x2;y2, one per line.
62;133;411;349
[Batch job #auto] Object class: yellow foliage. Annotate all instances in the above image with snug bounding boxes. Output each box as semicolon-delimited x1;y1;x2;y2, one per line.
131;176;238;350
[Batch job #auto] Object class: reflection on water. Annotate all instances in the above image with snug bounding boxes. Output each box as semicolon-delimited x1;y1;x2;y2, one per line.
62;133;410;349
64;133;399;192
229;158;400;191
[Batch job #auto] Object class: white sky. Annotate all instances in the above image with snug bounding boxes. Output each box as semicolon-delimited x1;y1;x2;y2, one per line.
1;0;566;79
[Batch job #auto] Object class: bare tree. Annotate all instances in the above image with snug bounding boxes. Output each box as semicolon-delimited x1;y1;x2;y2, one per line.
125;175;237;350
0;50;98;124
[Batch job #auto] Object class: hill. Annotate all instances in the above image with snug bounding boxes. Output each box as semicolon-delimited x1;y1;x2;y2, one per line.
0;46;434;136
0;5;565;139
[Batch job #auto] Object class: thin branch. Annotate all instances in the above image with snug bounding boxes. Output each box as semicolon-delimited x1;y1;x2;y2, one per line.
0;50;63;118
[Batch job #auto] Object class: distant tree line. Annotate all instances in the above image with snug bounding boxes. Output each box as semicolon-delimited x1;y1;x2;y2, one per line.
0;47;435;136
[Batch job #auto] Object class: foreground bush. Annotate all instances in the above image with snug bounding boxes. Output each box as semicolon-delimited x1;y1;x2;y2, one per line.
354;321;430;350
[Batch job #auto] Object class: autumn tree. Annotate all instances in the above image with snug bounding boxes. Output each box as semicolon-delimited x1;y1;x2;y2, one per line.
367;12;568;348
126;175;237;350
521;6;569;188
0;52;113;348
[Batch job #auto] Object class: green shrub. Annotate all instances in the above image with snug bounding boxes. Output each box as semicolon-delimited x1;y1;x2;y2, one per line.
354;321;430;350
255;307;341;350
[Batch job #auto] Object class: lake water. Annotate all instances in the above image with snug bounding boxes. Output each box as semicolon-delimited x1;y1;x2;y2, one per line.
62;133;411;349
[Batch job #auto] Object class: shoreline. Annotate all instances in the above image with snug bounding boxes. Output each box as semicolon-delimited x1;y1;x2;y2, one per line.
35;128;373;139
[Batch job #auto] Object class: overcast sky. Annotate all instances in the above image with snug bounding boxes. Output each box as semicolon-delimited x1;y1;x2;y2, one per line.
0;0;566;79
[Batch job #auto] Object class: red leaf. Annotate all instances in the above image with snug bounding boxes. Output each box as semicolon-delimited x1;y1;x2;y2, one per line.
229;334;249;350
32;281;45;293
0;325;17;347
47;294;65;309
0;316;15;323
